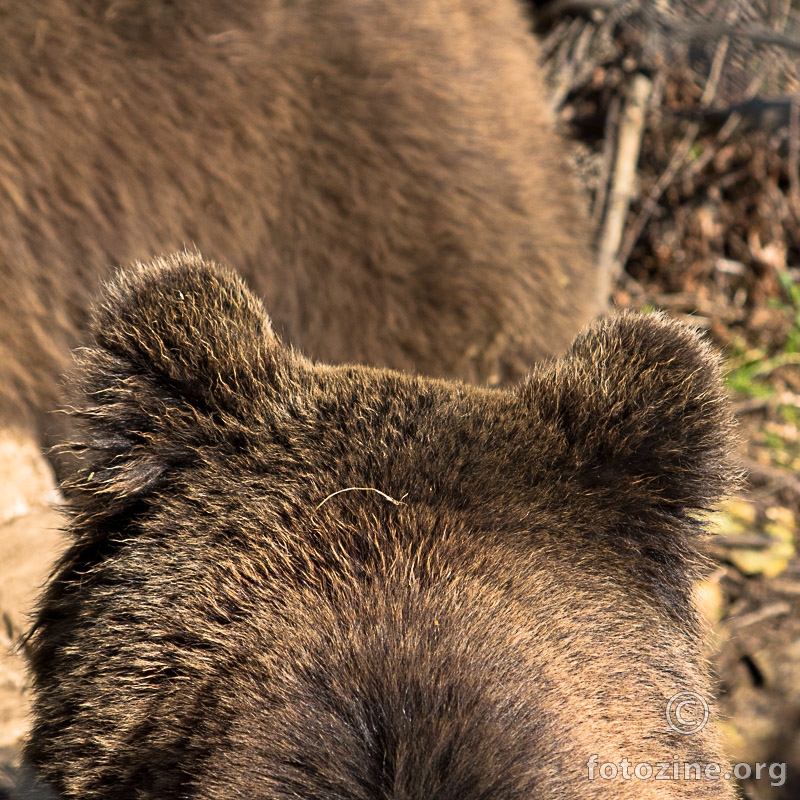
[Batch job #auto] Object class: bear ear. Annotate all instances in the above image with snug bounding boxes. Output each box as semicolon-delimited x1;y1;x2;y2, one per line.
64;251;293;506
521;312;738;518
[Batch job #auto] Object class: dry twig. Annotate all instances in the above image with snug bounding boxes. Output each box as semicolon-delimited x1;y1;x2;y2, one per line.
597;73;652;282
726;601;791;630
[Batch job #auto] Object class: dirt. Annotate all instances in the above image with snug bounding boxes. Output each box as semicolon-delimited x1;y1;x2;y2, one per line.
0;437;65;769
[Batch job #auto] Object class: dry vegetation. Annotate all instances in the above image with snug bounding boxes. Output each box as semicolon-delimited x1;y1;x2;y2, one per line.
535;1;800;796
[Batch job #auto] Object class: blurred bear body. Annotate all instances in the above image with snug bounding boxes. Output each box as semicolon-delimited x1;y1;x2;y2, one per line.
22;254;736;799
0;0;603;445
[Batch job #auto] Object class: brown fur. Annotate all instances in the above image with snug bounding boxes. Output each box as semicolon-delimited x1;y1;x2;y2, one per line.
0;0;604;446
2;1;601;786
22;254;736;799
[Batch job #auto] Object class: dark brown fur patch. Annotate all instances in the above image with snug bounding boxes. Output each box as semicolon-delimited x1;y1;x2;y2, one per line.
23;254;736;799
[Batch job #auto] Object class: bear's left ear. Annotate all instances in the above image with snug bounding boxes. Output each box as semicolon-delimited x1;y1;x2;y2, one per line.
64;251;295;506
520;312;738;520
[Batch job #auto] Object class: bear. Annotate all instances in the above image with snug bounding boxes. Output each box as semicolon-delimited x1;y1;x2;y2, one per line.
17;253;737;799
1;0;606;764
1;0;603;445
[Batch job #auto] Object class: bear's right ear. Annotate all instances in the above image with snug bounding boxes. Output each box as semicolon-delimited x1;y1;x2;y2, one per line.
520;311;737;518
64;251;294;506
